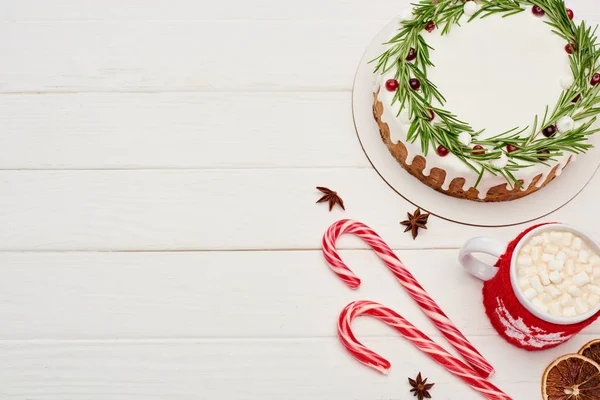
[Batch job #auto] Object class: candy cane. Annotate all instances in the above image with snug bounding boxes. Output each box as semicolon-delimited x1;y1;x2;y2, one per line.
339;300;511;400
323;219;494;378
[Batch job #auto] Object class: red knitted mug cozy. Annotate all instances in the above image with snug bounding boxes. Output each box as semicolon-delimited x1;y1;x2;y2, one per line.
482;223;600;351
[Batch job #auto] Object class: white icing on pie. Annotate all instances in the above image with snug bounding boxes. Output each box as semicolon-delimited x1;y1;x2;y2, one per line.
377;9;585;199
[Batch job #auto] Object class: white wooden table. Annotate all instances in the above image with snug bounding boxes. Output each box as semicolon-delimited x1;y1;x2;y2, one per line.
1;1;600;399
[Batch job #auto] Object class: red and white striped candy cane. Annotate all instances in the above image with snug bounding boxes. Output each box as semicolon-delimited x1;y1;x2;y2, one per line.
323;219;494;378
339;300;511;400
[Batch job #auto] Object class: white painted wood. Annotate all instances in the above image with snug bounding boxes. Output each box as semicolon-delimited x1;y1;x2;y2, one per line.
0;2;597;93
0;0;409;21
1;0;596;21
0;335;592;399
0;21;383;92
1;1;599;398
0;169;599;251
8;249;599;339
0;92;366;169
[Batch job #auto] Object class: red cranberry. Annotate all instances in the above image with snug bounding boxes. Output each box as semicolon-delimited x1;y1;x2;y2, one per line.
385;79;399;91
506;144;519;153
425;21;436;32
538;149;551;161
572;94;581;103
406;48;417;62
532;5;545;17
565;43;576;54
592;73;600;86
567;8;574;20
437;145;449;157
472;145;485;156
427;109;435;121
409;78;421;91
542;125;557;137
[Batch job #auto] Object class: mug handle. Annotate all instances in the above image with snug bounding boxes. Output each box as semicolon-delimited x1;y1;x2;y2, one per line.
458;237;507;281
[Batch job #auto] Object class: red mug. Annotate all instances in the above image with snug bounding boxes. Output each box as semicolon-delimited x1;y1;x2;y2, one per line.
459;223;600;351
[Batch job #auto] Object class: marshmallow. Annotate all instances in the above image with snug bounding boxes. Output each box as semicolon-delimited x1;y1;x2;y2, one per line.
531;247;541;262
563;307;577;317
549;271;563;284
550;232;563;244
568;286;582;297
588;294;600;306
574;271;591;287
524;288;538;300
576;298;589;314
566;248;579;258
556;251;568;261
548;259;565;271
560;293;574;306
549;302;562;316
546;285;562;298
566;260;575;276
539;270;551;286
516;230;600;319
587;285;600;296
518;266;536;277
542;253;555;262
529;276;544;293
518;278;530;291
562;232;574;246
542;233;551;244
531;298;549;313
518;255;533;266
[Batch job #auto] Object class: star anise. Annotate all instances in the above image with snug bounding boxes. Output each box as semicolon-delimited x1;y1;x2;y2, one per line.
316;187;345;211
400;208;429;240
409;372;434;400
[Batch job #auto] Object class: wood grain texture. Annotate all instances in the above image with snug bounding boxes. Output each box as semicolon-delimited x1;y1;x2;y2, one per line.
0;3;597;93
1;336;593;400
9;249;600;340
0;0;409;21
2;1;600;399
1;0;597;21
0;168;599;251
0;21;383;92
0;92;366;169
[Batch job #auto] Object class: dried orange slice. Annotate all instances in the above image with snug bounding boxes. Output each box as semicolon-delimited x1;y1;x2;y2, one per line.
579;339;600;365
542;354;600;400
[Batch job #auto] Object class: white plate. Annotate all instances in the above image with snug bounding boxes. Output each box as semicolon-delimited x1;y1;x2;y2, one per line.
352;17;600;227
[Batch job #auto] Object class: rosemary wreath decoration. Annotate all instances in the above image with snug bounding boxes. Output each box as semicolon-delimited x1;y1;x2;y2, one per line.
373;0;600;188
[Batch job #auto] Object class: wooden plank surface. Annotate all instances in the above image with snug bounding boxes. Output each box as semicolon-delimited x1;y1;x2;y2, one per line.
0;169;598;251
1;336;591;400
2;0;600;399
1;0;597;21
0;21;382;92
0;92;366;169
13;249;600;339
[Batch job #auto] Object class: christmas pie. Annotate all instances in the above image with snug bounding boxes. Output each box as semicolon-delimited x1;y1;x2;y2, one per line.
372;1;600;202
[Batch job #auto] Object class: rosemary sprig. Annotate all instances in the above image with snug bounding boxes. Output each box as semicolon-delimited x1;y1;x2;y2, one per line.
372;0;600;188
